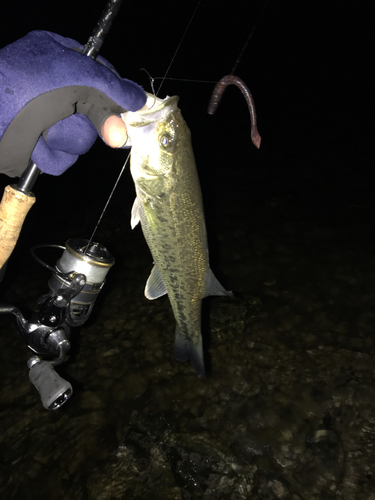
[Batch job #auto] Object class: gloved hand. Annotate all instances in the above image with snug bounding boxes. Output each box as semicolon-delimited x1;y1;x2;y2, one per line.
0;31;147;178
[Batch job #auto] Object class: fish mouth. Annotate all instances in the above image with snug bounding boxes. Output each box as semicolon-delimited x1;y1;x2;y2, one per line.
143;92;180;113
122;94;180;128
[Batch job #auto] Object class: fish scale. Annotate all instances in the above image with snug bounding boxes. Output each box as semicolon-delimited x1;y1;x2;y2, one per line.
122;93;232;377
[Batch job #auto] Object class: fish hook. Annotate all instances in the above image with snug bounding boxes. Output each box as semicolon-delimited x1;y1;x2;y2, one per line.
140;68;158;109
207;74;261;149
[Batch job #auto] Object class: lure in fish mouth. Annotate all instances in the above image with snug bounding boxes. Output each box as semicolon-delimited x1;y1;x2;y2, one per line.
122;93;232;377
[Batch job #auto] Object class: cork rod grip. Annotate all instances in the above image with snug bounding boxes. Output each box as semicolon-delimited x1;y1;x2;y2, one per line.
0;185;35;268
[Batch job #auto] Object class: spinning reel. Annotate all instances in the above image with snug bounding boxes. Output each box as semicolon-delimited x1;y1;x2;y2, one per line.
0;238;114;409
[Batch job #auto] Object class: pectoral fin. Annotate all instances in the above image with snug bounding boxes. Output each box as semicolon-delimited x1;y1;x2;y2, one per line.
205;269;233;298
174;326;205;378
131;197;141;229
145;264;168;300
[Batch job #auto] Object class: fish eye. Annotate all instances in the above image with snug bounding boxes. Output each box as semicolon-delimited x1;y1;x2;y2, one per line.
160;134;173;149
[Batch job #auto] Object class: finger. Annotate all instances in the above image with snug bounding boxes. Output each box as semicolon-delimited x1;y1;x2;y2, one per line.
101;115;128;148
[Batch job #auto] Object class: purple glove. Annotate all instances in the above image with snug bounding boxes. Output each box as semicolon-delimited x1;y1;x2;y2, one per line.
0;31;147;177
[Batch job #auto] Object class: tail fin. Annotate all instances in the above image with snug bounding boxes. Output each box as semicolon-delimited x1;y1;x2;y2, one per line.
174;326;205;378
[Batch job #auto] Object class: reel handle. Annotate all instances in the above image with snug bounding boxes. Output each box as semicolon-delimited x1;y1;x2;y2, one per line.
0;185;35;269
29;360;72;410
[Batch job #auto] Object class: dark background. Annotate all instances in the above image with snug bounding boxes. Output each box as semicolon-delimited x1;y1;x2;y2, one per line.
0;0;373;296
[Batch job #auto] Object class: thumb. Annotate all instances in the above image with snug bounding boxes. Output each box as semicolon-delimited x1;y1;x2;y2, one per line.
101;115;128;148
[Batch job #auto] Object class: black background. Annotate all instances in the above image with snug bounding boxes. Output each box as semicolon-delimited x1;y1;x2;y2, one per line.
0;0;374;282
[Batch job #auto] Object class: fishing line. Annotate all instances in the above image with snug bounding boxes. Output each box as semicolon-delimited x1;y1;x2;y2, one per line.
87;1;268;247
153;76;217;84
140;68;156;95
143;0;270;88
156;0;203;96
230;0;270;75
86;153;130;246
87;0;203;245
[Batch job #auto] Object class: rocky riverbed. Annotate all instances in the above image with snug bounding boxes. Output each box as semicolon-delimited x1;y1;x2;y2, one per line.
0;137;374;499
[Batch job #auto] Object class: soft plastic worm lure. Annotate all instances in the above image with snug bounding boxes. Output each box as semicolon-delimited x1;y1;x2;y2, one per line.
207;74;261;149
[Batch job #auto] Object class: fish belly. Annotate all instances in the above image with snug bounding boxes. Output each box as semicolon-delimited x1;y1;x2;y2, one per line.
137;189;208;376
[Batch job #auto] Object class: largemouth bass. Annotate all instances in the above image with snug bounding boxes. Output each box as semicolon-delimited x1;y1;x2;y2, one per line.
122;94;232;377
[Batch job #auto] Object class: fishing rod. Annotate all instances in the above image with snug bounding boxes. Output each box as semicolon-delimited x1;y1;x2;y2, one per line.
20;0;125;190
0;0;124;271
0;0;124;410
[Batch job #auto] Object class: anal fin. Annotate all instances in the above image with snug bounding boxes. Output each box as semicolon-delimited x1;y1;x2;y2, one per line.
205;269;233;298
